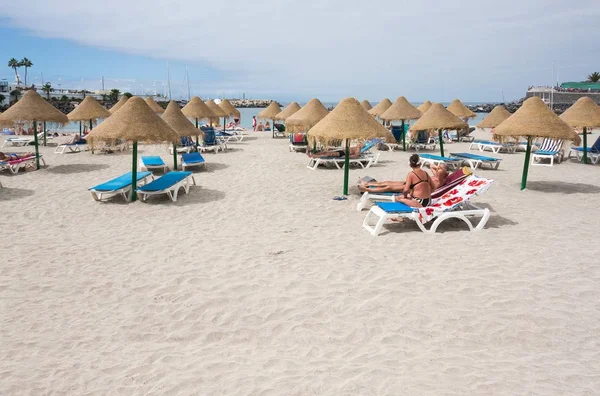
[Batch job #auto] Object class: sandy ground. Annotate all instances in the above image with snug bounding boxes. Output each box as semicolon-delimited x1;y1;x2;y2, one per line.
1;130;600;395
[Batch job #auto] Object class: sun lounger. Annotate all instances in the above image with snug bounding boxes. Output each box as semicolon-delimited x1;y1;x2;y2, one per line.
216;130;244;143
89;171;153;202
137;171;195;202
0;155;46;174
449;152;502;170
408;131;436;151
362;175;493;235
356;166;472;211
418;153;463;169
531;138;564;166
307;155;376;170
54;141;87;154
568;135;600;164
169;136;196;154
470;140;517;154
289;133;308;152
140;156;169;172
181;152;206;170
199;127;224;153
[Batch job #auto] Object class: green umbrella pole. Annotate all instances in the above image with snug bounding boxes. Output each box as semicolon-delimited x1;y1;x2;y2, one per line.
343;138;350;195
223;116;226;133
438;129;444;157
33;120;40;170
195;119;200;146
79;121;82;137
401;120;406;151
583;127;588;164
89;119;93;131
131;141;138;202
521;137;532;190
173;143;178;170
43;121;47;146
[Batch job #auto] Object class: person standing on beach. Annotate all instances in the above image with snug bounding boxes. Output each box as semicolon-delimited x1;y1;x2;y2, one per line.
252;116;257;131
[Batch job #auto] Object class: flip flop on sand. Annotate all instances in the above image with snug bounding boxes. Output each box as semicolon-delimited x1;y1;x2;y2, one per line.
333;196;348;201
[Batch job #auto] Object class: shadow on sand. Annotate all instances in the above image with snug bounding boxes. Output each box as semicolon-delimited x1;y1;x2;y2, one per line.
526;181;600;194
48;164;110;174
137;187;226;206
0;187;35;201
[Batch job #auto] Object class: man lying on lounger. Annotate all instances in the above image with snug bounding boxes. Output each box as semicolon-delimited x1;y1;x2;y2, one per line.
308;143;363;159
0;152;35;161
358;162;448;193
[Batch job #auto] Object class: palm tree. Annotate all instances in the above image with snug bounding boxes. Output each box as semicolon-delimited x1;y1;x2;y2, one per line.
109;88;120;102
60;95;69;103
41;83;53;100
20;58;33;85
10;89;22;104
8;58;21;85
0;93;5;105
586;72;600;83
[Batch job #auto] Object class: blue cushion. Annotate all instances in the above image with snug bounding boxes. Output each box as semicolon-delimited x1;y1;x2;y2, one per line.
90;171;151;191
375;202;416;213
535;150;558;155
419;153;460;161
138;171;192;192
142;156;166;166
182;152;205;164
450;152;500;161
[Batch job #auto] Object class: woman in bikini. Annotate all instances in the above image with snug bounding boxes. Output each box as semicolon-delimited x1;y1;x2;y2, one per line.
394;154;435;208
0;152;35;161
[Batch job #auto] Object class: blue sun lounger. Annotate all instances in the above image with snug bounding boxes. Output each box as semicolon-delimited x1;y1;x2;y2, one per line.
89;171;153;202
418;153;463;169
137;171;195;202
449;152;501;170
140;156;169;172
181;152;206;170
568;135;600;164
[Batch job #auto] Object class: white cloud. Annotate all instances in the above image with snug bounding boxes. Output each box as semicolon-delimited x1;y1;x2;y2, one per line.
1;0;599;101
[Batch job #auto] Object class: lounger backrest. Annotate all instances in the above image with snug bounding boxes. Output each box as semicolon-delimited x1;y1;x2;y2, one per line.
391;126;404;143
182;152;204;162
360;141;376;153
591;136;600;152
416;130;428;143
203;129;217;145
290;133;306;144
539;138;563;152
138;171;192;192
142;156;165;166
431;167;472;199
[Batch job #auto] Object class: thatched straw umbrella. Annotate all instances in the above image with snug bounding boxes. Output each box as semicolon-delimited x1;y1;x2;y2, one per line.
368;98;393;122
380;96;422;151
182;96;217;144
309;98;394;195
162;100;201;170
477;105;511;129
110;96;129;114
86;97;178;201
145;97;165;114
447;99;476;119
495;97;574;190
0;89;68;169
205;100;227;129
257;102;282;138
67;96;111;140
361;100;372;111
409;103;467;157
218;99;239;133
274;102;301;121
559;97;600;164
286;98;328;134
417;100;432;114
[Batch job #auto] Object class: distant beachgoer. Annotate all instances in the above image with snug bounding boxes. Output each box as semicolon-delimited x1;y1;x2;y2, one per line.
430;163;448;190
252;116;257;131
257;122;264;131
265;121;271;131
0;152;35;161
69;133;88;144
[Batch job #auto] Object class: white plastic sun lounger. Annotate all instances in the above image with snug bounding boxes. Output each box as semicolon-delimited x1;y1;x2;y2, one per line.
307;154;378;170
362;175;493;235
449;152;502;170
181;152;206;170
137;171;195;202
140;156;169;173
531;138;564;167
89;171;153;202
470;140;517;154
54;142;87;154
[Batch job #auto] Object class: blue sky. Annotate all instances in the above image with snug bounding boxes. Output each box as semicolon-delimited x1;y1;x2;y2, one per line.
1;0;599;103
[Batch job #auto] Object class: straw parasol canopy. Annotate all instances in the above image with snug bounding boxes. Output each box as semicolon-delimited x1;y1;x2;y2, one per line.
87;96;178;144
257;101;282;119
182;96;217;121
67;96;111;121
286;98;329;132
361;100;372;111
447;99;476;119
559;97;600;128
410;103;467;132
205;99;227;118
309;97;395;195
368;98;393;117
417;100;432;114
145;97;165;114
380;96;422;121
219;99;240;119
162;100;202;137
477;105;511;129
0;89;68;125
110;96;129;114
274;102;301;121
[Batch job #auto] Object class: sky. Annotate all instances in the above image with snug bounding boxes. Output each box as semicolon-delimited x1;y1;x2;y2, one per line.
0;0;599;103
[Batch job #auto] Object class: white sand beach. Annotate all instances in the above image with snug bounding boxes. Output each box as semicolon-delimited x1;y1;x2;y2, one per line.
1;130;600;395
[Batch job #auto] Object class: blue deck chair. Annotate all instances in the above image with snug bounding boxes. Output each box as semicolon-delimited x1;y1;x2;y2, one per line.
140;156;168;172
532;138;564;166
569;135;600;164
449;152;502;170
199;127;222;153
418;153;463;169
89;171;153;201
137;171;195;202
181;152;206;170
